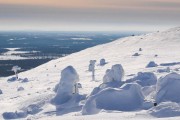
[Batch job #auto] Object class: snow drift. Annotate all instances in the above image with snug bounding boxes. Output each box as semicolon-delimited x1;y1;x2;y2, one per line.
82;83;145;115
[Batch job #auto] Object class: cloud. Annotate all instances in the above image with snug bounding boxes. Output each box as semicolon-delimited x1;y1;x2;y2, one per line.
0;0;180;31
142;1;180;10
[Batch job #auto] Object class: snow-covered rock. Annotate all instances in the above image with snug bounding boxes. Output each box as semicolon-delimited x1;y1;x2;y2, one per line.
82;83;145;115
103;64;124;83
156;72;180;103
52;66;79;105
146;61;158;68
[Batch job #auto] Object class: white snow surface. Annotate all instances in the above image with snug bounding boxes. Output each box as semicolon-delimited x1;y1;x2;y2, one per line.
1;27;180;119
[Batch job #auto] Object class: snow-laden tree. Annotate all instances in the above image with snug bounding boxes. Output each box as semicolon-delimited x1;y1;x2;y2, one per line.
12;66;21;80
88;60;96;81
103;64;124;83
88;60;96;71
53;66;79;105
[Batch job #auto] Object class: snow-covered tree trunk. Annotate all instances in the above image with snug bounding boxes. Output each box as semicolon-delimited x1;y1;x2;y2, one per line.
12;66;21;80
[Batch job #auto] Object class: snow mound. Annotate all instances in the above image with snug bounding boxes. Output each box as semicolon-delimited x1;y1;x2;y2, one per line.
156;72;180;103
17;87;24;91
82;83;145;115
21;78;29;83
146;61;158;68
52;66;79;105
149;102;180;118
7;77;17;82
127;72;157;87
132;53;140;56
103;64;124;83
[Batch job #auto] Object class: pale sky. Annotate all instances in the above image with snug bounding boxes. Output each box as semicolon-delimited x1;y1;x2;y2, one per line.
0;0;180;31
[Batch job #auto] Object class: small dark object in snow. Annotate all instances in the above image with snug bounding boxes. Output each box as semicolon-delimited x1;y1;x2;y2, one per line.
154;103;157;106
154;54;158;57
139;48;142;51
77;83;82;88
132;53;140;56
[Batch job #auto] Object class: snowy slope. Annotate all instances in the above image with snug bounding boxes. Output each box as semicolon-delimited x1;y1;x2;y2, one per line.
1;27;180;120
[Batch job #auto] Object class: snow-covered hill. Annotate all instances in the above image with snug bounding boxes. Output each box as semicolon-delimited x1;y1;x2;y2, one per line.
1;27;180;120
